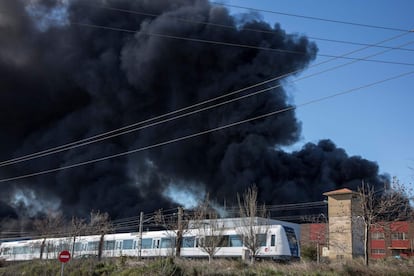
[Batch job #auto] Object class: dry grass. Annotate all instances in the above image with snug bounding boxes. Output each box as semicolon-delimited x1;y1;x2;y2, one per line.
1;257;414;275
155;258;414;276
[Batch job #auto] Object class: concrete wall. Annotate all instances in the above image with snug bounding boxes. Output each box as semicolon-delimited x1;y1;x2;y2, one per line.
324;189;364;261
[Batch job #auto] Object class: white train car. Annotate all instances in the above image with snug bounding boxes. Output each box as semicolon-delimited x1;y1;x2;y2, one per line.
0;217;299;261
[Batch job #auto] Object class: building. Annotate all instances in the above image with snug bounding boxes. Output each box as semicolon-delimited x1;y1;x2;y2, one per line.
300;188;414;261
370;221;414;259
300;223;328;261
322;188;364;261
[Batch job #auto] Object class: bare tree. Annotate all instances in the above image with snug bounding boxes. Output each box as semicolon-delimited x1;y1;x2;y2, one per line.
33;212;64;260
154;207;188;257
89;210;112;261
358;178;412;266
192;195;225;263
69;216;87;258
237;185;267;264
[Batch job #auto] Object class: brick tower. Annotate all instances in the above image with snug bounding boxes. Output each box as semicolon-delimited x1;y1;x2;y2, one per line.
323;188;364;261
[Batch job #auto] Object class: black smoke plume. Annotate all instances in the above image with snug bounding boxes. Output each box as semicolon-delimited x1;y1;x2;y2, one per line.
0;0;386;223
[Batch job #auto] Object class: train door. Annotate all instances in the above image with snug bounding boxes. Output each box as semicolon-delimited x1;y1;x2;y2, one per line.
265;232;278;256
152;238;160;249
115;240;123;256
152;238;161;257
82;243;87;254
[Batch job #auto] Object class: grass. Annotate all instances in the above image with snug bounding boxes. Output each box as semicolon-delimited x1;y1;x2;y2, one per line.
1;257;414;276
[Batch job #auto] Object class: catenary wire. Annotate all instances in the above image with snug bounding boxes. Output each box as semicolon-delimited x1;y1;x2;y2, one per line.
1;7;410;65
5;9;412;64
211;2;411;32
77;3;414;52
108;201;327;227
0;201;326;239
73;22;414;66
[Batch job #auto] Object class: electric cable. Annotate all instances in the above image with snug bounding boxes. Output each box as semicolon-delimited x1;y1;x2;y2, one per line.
73;22;414;66
0;29;411;168
0;68;412;184
211;2;411;32
77;3;414;52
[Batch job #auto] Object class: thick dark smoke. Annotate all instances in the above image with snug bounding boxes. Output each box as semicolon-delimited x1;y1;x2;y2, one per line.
0;0;386;223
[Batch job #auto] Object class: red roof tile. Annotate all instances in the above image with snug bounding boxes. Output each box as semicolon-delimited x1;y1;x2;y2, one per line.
323;188;355;196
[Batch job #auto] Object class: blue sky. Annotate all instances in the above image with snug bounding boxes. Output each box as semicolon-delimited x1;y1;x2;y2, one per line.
223;0;414;187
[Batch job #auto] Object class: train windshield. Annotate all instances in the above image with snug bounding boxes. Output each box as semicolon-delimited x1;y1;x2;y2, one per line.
283;226;299;257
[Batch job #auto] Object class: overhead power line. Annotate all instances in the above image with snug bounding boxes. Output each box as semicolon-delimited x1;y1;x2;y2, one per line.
73;22;414;66
0;201;328;240
0;30;411;168
78;3;414;52
1;7;411;65
211;2;411;32
109;201;327;226
0;69;412;184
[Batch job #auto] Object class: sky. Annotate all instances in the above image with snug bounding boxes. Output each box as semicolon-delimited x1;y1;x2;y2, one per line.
224;0;414;188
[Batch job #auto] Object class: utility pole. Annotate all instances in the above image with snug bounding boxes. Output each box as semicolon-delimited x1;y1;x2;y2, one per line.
138;211;143;260
176;207;183;257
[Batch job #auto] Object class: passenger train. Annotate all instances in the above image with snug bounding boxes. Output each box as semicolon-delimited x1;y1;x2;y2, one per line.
0;217;300;261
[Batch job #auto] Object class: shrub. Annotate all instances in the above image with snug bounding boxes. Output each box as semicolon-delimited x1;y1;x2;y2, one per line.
118;255;128;267
92;262;116;275
301;245;317;261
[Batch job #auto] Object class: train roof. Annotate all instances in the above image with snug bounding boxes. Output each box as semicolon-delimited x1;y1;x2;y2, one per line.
188;216;299;229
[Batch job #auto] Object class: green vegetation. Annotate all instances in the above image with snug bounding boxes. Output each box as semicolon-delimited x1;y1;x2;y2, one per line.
1;257;414;276
301;245;317;262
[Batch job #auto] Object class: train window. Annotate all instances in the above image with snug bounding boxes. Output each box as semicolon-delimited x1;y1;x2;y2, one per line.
55;243;64;252
45;246;50;254
256;234;267;247
104;240;115;251
122;239;134;250
30;246;40;254
283;226;299;256
32;243;41;254
13;246;29;254
161;238;175;249
182;236;195;248
219;235;230;247
12;247;19;254
271;235;276;246
87;241;99;251
229;235;243;247
46;242;54;253
74;242;83;251
201;236;225;247
153;239;160;249
141;238;152;249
